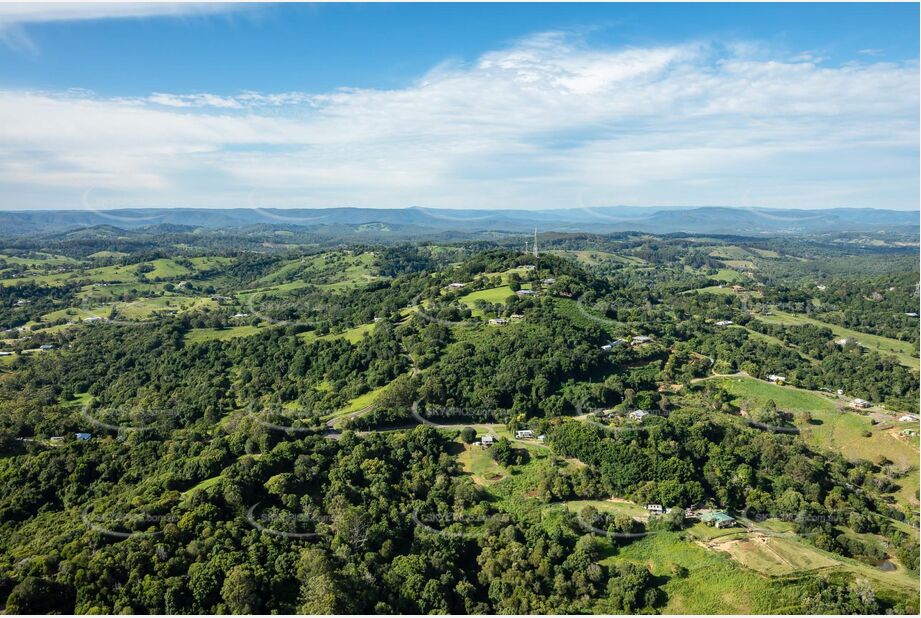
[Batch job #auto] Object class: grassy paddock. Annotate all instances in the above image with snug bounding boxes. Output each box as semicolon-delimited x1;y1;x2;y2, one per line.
757;310;919;369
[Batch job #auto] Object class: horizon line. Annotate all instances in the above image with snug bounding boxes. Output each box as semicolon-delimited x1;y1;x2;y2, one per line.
1;205;918;214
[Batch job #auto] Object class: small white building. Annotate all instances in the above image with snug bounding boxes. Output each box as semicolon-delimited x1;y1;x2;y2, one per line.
601;339;626;352
488;318;509;326
39;344;55;351
852;398;871;409
515;429;534;439
480;435;494;447
631;335;653;344
83;316;104;323
715;320;734;326
0;351;12;356
515;289;537;296
629;410;649;421
767;374;786;384
646;504;664;515
447;282;466;289
537;434;546;442
905;312;919;318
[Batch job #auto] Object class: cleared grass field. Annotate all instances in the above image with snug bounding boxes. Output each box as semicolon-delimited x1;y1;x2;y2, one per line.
251;251;377;292
457;442;507;485
1;257;217;287
185;325;264;344
714;377;919;508
296;321;377;345
562;498;648;520
87;250;128;259
336;322;376;343
694;285;737;296
335;381;392;415
182;475;222;496
115;295;218;319
552;249;647;267
613;532;809;614
722;260;756;270
704;528;919;597
708;245;755;260
614;527;918;613
710;268;748;282
758;310;919;369
458;286;518;316
0;253;80;266
715;376;839;414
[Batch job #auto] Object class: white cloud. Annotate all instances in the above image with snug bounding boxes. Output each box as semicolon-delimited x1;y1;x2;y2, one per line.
0;32;917;210
0;3;241;54
0;3;237;25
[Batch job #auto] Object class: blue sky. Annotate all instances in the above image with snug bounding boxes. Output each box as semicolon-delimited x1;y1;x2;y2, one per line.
0;3;918;211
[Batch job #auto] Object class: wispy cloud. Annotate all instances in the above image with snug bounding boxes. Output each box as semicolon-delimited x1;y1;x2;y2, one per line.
0;2;237;25
0;3;241;54
0;32;917;210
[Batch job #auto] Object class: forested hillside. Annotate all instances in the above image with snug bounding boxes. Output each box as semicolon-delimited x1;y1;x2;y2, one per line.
0;231;918;614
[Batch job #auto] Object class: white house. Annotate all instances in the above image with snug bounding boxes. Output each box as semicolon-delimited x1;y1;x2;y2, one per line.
767;374;786;384
447;282;466;289
629;410;649;421
480;435;494;447
515;429;534;439
715;320;734;326
898;414;918;422
515;289;537;296
0;351;12;356
645;504;664;514
852;398;871;409
488;318;509;326
631;335;653;344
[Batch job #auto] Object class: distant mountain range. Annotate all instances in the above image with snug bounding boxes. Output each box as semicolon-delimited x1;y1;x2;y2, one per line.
0;206;916;237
